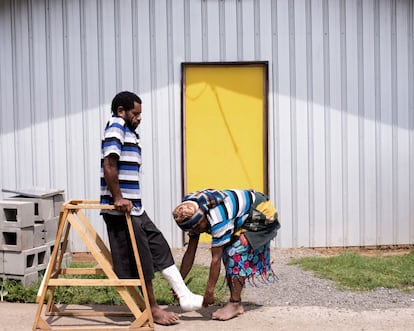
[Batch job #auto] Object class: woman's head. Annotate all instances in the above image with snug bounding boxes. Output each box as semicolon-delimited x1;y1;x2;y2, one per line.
172;201;208;233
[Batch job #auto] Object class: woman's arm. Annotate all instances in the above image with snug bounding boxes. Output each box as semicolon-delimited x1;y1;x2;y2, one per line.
179;234;199;280
203;245;224;306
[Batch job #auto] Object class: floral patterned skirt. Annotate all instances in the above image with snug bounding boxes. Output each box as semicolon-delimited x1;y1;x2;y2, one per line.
222;238;276;285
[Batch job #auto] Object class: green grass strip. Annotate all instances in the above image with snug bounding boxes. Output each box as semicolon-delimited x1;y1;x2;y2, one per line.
0;263;226;305
289;251;414;292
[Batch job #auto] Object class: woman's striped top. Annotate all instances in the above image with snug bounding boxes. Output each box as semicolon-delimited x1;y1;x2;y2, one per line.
185;189;255;247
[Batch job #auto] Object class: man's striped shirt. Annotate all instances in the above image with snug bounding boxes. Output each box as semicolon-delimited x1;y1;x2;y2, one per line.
100;115;143;216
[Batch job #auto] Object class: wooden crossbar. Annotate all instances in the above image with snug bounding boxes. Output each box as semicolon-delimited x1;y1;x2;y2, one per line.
32;200;154;331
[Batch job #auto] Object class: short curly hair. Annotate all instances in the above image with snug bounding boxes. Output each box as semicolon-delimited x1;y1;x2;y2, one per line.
111;91;142;115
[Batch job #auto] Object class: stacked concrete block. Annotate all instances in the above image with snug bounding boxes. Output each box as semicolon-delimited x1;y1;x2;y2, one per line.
0;226;35;251
34;223;45;247
44;216;59;243
3;247;38;275
0;191;69;287
0;201;34;228
0;251;3;274
5;195;63;222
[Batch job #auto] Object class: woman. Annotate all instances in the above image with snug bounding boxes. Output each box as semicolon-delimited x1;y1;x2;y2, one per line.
172;189;280;321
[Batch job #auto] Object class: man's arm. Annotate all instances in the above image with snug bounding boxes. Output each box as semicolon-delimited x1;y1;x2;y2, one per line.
179;235;199;280
103;154;132;213
203;245;223;306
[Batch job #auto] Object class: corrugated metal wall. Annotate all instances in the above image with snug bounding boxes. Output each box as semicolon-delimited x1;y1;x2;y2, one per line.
0;0;413;250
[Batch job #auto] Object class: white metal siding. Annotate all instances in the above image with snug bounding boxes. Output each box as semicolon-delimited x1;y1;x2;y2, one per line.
0;0;413;250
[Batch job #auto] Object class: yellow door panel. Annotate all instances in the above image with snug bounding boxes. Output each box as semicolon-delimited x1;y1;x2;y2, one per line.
182;63;268;242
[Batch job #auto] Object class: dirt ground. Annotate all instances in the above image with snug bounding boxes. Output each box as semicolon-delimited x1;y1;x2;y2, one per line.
1;302;413;331
157;305;414;331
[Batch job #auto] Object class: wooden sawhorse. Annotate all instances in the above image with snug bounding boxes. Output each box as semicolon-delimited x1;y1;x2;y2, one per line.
33;200;154;330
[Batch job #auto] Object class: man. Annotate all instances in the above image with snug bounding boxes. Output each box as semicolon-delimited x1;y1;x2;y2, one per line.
101;91;202;325
173;188;280;321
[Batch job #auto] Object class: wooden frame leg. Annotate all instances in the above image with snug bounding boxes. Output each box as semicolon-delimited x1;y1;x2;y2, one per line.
32;201;154;331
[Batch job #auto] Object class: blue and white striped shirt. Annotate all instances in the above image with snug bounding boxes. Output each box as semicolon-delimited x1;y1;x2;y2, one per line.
100;116;144;216
186;189;255;247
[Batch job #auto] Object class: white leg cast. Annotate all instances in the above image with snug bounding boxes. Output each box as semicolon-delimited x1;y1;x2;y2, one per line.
161;265;203;312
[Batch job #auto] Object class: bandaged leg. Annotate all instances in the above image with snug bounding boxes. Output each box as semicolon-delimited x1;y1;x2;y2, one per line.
161;265;203;312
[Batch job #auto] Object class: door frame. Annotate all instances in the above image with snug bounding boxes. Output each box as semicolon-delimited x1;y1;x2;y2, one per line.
180;61;269;196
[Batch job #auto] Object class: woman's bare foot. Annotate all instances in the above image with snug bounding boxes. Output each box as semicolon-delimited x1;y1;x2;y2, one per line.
151;305;180;325
212;301;244;321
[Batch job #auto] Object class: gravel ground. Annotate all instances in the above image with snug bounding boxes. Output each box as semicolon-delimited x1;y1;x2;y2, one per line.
172;245;414;311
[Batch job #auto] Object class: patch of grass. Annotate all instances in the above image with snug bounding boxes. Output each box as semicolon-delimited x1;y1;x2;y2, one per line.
1;263;226;305
289;251;414;292
1;279;39;303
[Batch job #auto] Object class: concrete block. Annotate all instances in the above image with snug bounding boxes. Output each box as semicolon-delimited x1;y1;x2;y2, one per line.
36;244;50;270
5;196;55;222
46;235;69;254
46;240;55;257
37;267;46;278
0;201;35;228
34;223;46;247
0;251;3;274
53;194;65;216
3;247;38;275
0;226;34;251
43;217;58;242
45;240;71;268
1;271;39;287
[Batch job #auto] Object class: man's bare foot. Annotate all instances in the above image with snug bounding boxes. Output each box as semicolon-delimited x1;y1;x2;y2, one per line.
212;301;244;321
151;305;180;325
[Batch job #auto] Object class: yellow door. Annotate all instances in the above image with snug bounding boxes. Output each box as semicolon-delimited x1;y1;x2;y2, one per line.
182;62;268;241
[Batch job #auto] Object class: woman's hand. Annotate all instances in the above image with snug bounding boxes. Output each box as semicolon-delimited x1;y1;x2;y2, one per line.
203;290;215;307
